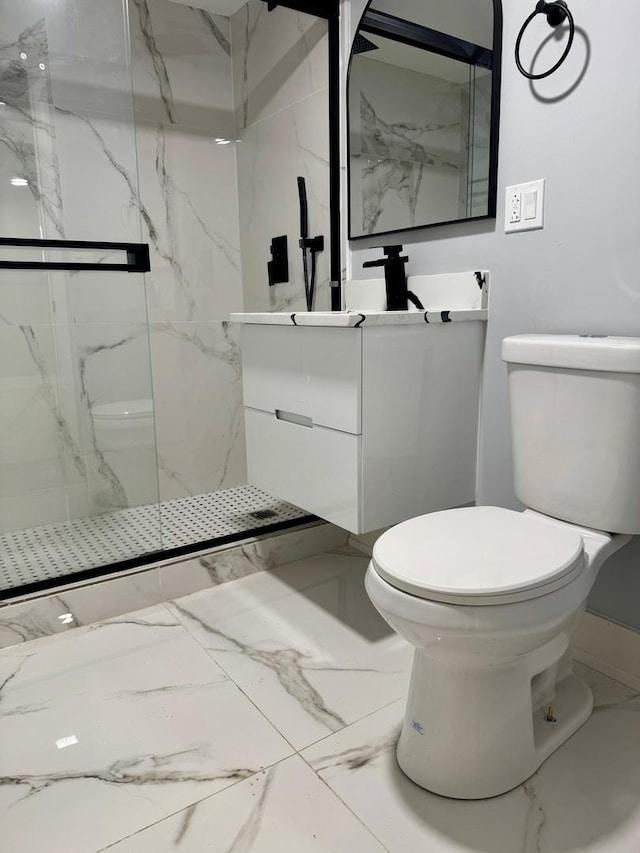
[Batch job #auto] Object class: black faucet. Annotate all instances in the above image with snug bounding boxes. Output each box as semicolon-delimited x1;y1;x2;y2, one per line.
362;245;424;311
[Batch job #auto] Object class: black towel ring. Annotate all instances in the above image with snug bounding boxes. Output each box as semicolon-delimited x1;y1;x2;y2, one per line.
515;0;575;80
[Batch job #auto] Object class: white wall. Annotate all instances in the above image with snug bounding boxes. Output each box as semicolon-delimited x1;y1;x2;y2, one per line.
346;0;640;629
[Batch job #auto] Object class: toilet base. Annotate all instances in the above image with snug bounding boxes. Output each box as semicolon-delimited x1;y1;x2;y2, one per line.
396;649;593;799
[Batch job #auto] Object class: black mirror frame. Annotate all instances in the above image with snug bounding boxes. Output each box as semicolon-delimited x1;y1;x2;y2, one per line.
346;0;503;242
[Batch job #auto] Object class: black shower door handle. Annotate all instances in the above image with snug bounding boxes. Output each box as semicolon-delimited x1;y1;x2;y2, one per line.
0;238;151;272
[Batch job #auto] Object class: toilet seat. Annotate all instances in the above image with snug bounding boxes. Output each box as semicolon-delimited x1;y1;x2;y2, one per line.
372;506;585;605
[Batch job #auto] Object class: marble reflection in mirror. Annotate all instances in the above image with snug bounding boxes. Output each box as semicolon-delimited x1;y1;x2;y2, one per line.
348;0;501;238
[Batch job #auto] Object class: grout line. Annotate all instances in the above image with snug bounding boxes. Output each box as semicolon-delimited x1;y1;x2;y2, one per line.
299;750;394;853
164;599;300;756
240;84;330;134
296;693;405;755
95;753;296;851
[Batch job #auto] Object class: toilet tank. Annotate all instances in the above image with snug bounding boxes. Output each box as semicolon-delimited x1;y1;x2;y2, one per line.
502;334;640;534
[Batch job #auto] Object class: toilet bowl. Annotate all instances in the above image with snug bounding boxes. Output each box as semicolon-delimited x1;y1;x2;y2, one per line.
366;334;640;799
366;506;629;799
92;399;157;508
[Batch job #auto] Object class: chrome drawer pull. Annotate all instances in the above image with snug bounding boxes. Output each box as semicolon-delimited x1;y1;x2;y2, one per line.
275;409;313;428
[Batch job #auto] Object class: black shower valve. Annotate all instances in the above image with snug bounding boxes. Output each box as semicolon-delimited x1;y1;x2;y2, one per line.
268;235;289;286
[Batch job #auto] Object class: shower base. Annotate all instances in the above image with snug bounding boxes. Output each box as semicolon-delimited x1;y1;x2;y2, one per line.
0;485;314;596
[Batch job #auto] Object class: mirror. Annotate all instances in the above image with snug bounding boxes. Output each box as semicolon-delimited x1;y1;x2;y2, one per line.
347;0;502;239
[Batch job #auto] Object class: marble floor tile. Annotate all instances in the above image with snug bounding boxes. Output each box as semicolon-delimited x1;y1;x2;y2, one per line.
168;551;414;750
0;605;292;853
3;546;640;853
302;663;640;853
105;754;386;852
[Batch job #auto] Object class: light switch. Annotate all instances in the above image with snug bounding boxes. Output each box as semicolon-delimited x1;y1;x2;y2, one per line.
505;179;545;232
524;190;537;220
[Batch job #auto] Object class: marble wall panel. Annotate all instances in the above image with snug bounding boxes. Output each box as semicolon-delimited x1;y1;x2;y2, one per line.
236;87;331;312
70;322;158;509
50;108;141;243
45;0;137;119
65;271;150;327
0;321;81;533
231;0;331;314
0;271;55;326
0;11;56;211
135;122;242;324
149;320;246;501
130;0;234;133
128;0;246;503
0;113;45;242
231;0;328;130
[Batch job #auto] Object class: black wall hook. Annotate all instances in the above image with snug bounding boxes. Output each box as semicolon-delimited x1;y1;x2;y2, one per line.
515;0;575;79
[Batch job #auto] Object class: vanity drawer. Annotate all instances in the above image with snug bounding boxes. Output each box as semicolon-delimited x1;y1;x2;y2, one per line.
241;325;362;434
244;407;361;532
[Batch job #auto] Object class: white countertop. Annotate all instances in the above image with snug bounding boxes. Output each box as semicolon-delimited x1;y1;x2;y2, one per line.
230;309;488;328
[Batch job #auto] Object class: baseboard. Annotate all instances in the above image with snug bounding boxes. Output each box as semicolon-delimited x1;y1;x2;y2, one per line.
346;536;374;557
347;527;389;557
573;611;640;692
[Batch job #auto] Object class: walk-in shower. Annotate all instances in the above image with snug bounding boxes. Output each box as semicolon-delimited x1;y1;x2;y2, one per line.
0;0;330;598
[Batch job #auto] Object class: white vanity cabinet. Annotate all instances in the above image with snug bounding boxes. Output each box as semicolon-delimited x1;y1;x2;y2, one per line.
234;311;486;534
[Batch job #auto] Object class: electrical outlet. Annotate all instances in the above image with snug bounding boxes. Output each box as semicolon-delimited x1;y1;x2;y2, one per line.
509;192;521;223
505;180;545;233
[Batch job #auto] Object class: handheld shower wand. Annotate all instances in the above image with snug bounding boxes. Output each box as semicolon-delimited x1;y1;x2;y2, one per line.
297;176;324;312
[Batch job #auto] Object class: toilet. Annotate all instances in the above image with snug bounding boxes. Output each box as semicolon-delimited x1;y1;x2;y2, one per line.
366;334;640;799
92;398;157;508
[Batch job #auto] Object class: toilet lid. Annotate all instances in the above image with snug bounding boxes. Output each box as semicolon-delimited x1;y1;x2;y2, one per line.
372;507;585;605
92;399;154;421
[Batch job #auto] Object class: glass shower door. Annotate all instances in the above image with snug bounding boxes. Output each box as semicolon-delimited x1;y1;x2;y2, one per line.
0;0;161;593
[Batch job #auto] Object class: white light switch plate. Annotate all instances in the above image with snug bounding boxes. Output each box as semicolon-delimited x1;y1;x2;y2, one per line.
505;179;545;232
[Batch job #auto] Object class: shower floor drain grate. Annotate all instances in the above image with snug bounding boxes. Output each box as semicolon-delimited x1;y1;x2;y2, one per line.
249;509;278;520
0;485;312;594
